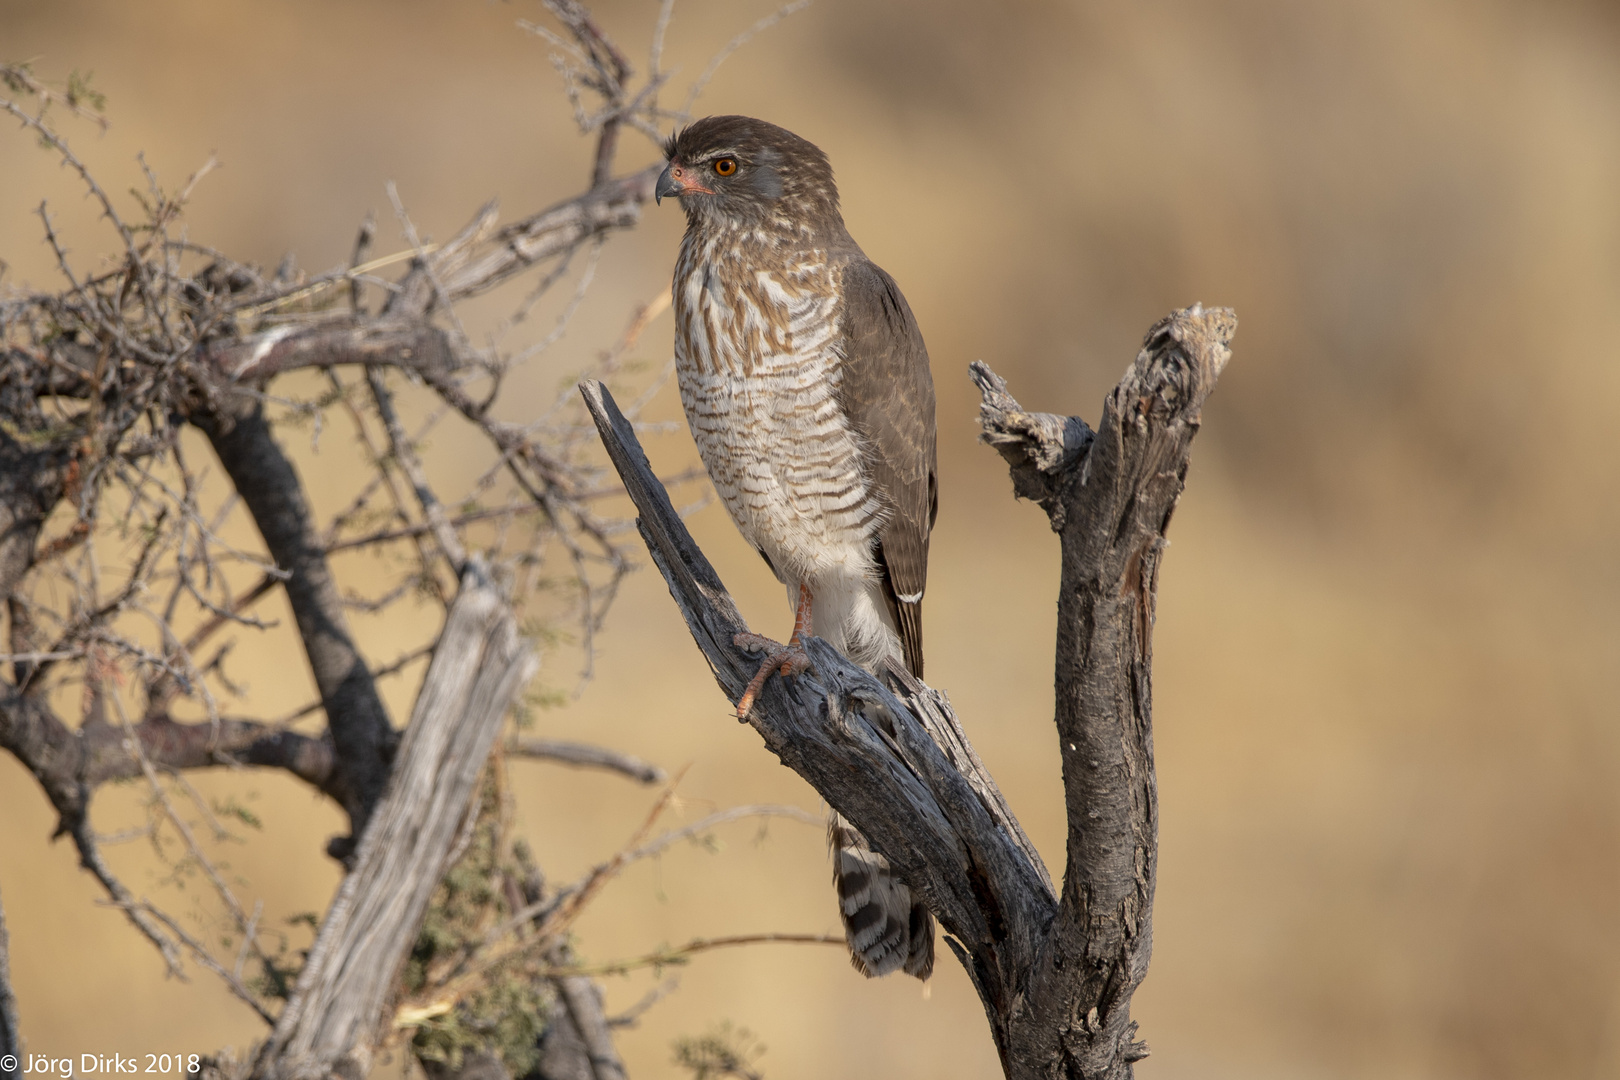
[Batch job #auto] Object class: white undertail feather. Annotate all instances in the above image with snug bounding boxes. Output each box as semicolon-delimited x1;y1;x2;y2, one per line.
796;568;903;674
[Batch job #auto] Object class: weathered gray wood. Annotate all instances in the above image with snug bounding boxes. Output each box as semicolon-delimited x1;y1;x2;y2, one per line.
0;880;20;1072
580;301;1234;1080
552;974;627;1080
987;305;1233;1077
580;380;1057;1067
253;560;536;1080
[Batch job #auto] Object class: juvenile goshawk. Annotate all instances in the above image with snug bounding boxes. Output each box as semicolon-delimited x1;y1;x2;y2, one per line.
657;115;938;980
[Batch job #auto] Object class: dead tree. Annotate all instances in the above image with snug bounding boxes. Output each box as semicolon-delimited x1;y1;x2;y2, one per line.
0;4;824;1078
582;303;1236;1080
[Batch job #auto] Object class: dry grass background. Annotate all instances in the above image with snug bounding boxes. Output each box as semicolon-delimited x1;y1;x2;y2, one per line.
2;0;1619;1077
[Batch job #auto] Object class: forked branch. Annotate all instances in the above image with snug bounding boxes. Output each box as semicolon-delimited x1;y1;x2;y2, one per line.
581;302;1235;1080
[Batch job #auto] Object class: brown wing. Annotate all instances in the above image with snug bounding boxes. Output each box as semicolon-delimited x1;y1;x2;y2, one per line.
836;258;938;679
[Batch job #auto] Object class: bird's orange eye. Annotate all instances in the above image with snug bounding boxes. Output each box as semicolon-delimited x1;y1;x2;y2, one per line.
713;158;737;176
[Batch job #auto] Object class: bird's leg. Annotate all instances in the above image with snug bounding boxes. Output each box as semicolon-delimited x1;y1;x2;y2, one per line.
734;582;814;719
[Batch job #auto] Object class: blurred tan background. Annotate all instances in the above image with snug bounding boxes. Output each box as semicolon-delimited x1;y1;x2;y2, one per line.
3;0;1619;1077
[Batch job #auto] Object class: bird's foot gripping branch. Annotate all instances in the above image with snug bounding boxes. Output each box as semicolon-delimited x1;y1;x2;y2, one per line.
581;301;1234;1080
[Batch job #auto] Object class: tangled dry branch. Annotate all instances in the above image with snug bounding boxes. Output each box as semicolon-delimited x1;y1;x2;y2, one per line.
0;2;819;1076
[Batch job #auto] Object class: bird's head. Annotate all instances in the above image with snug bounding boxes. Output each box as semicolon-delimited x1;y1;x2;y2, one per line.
657;115;841;232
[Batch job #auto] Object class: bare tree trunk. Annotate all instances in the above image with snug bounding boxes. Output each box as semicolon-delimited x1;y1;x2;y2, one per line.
253;561;536;1080
0;428;73;614
0;880;20;1073
581;303;1235;1079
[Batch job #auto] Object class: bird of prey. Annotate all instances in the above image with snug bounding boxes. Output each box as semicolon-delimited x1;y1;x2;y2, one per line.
657;116;938;980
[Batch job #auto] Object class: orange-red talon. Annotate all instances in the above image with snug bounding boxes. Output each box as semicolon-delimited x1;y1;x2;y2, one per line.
732;584;815;720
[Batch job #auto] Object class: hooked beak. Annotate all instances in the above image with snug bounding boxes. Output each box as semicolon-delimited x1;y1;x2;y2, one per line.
655;162;711;205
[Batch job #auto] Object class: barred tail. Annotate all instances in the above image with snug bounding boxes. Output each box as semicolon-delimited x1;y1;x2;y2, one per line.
829;812;934;980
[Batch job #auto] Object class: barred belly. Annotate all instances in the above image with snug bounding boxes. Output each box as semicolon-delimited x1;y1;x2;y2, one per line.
678;364;874;573
673;242;899;667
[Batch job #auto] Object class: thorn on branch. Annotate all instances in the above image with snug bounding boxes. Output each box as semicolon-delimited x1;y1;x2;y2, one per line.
365;366;467;578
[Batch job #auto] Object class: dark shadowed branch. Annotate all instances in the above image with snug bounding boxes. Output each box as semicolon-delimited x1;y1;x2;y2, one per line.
0;680;339;813
582;302;1235;1080
197;401;397;849
975;305;1235;1075
0;880;19;1069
